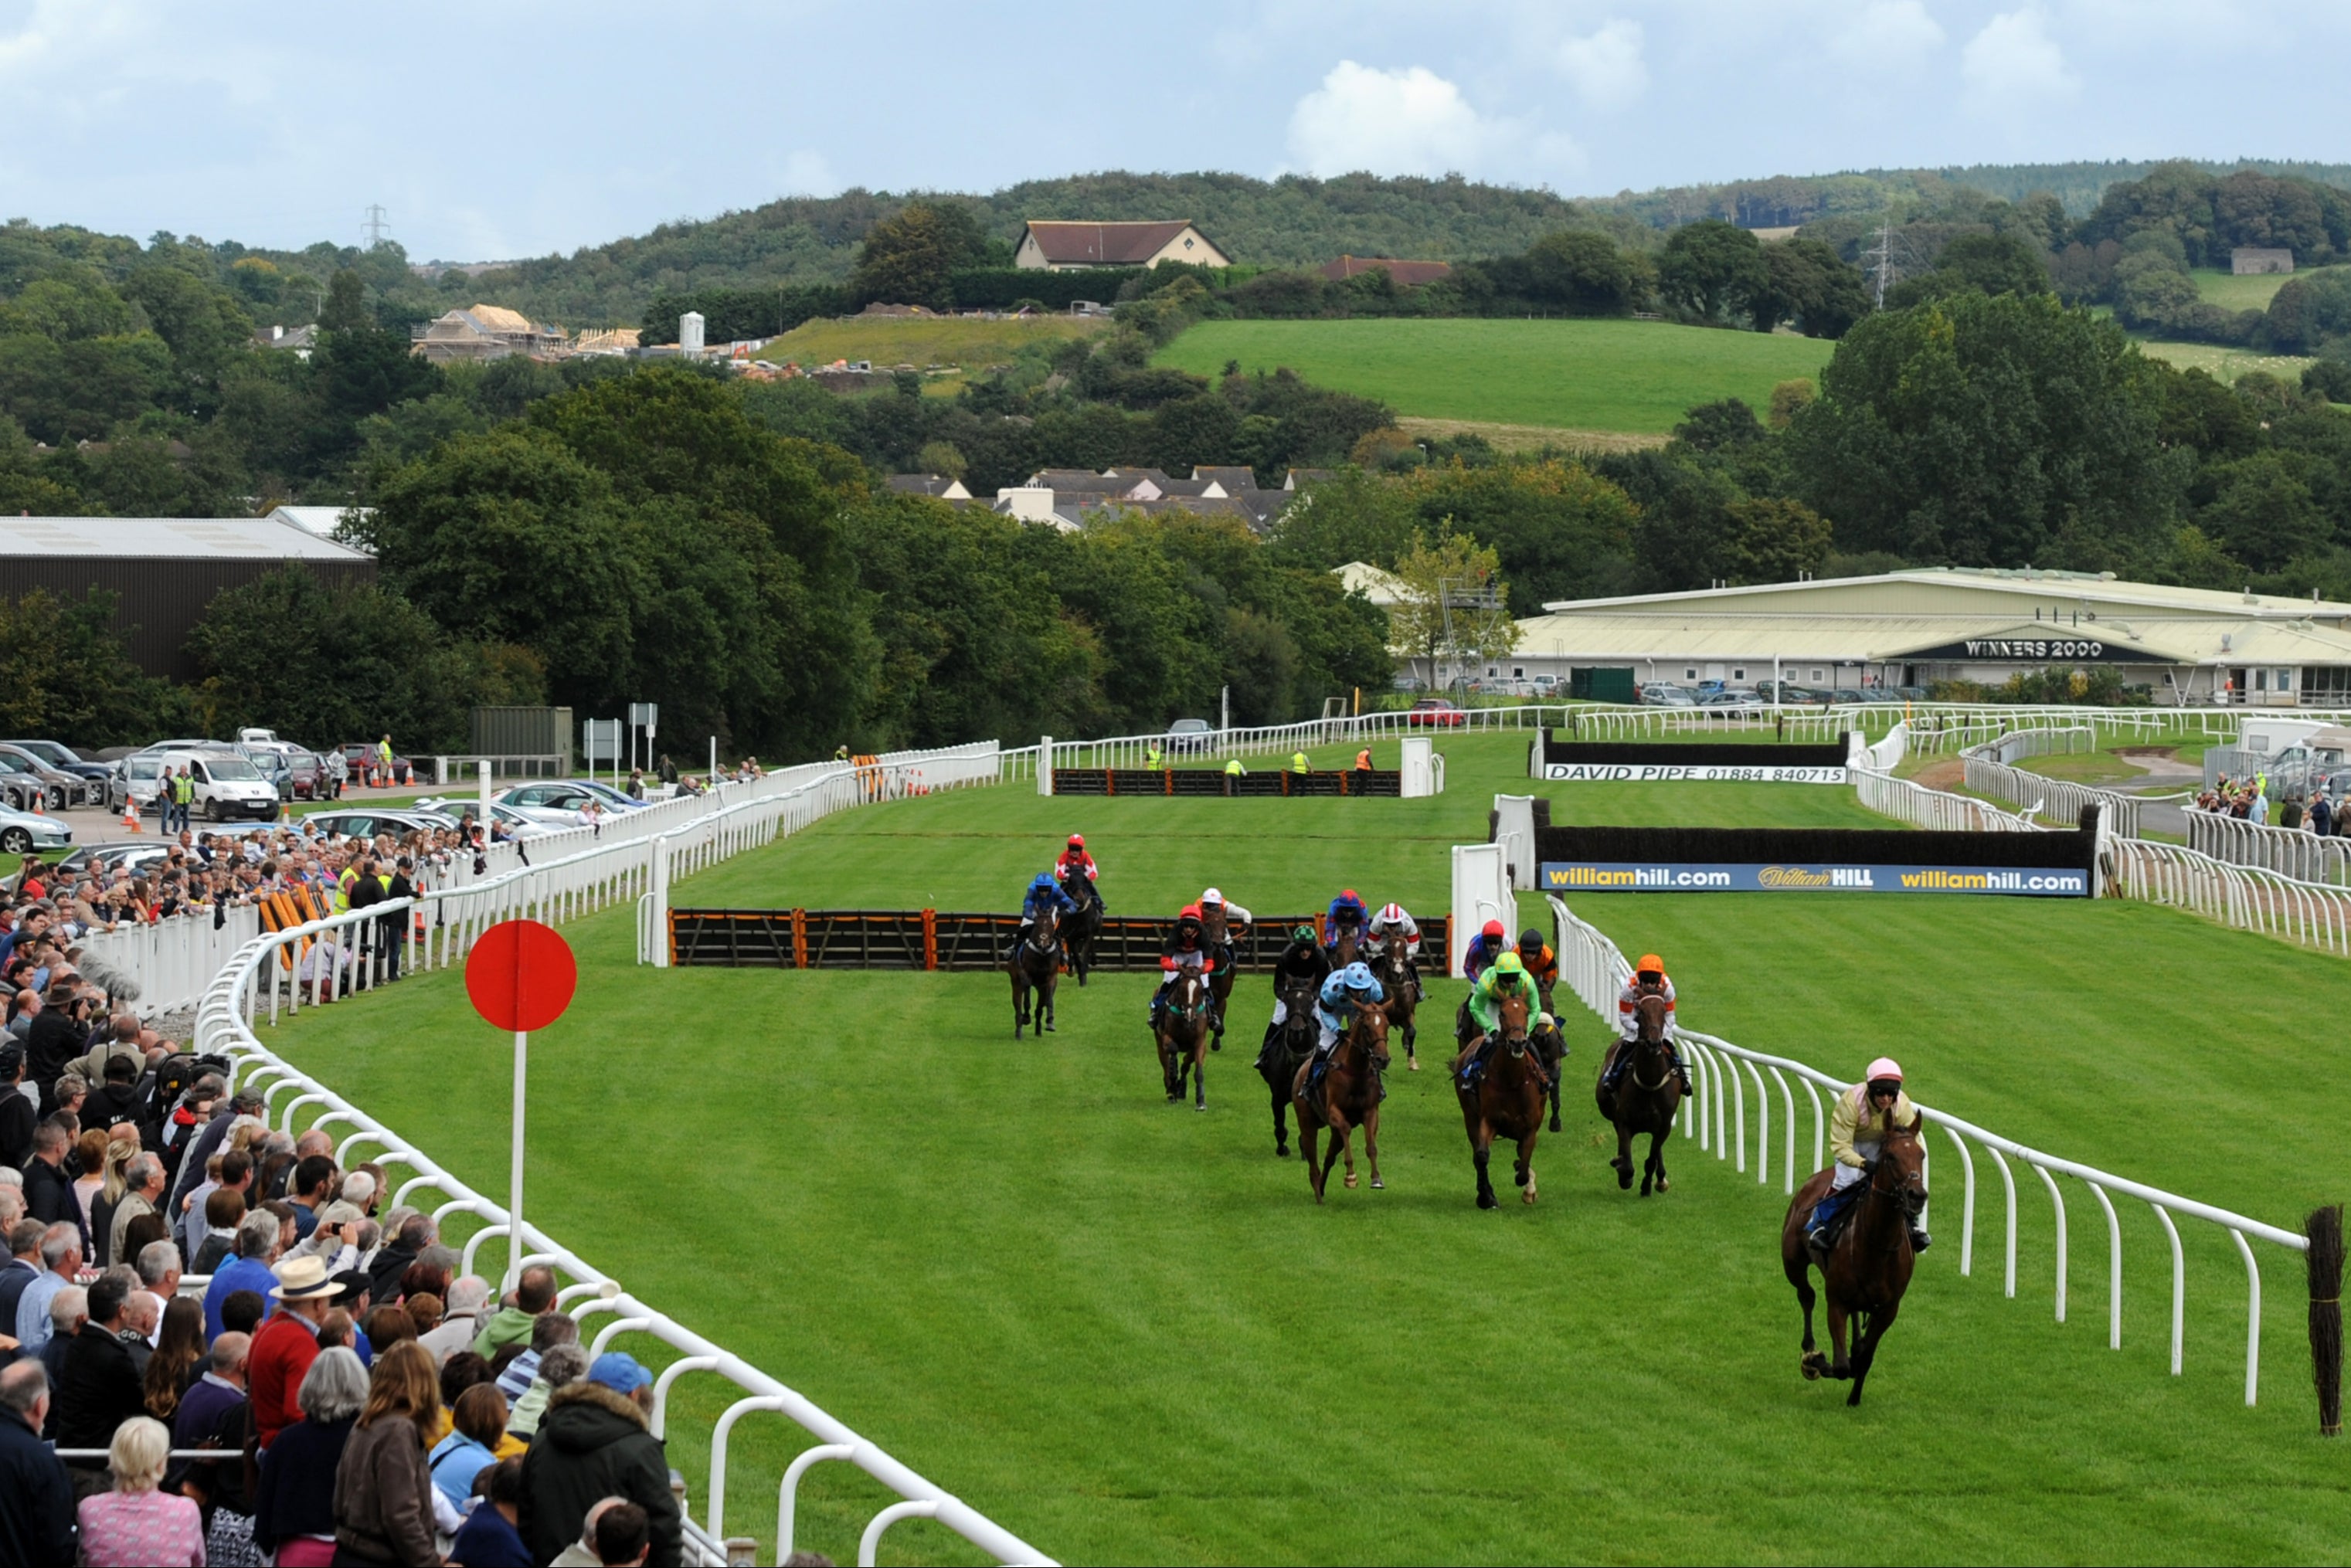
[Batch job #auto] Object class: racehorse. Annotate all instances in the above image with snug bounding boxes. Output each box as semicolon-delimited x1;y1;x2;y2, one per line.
1156;967;1214;1109
1007;904;1059;1039
1328;925;1360;969
1597;992;1683;1195
1058;869;1102;986
1779;1114;1926;1406
1373;939;1418;1071
1200;901;1241;1050
1258;974;1319;1157
1452;986;1544;1208
1290;1002;1388;1202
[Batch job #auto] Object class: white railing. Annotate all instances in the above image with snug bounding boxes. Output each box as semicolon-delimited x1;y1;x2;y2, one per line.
2111;835;2351;957
192;765;1054;1566
79;905;264;1017
1960;727;2142;837
2184;807;2351;887
1851;761;2047;833
1547;893;2306;1406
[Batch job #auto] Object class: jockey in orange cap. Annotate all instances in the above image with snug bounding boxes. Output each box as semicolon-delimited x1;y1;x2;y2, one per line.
1599;952;1692;1096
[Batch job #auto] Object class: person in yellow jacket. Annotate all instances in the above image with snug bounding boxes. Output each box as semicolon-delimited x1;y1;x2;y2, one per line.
1806;1057;1930;1252
1291;751;1310;774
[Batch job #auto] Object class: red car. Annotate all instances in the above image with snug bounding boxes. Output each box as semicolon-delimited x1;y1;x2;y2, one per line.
1405;698;1467;728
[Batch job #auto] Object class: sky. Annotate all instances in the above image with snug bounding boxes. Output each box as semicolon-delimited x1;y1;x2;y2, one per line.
2;0;2346;262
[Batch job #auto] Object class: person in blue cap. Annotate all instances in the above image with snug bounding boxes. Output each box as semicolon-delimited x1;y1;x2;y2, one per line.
1305;962;1385;1093
518;1351;683;1566
1008;871;1078;963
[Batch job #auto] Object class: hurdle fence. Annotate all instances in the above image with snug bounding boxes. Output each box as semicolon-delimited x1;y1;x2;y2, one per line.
1545;892;2306;1407
664;909;1450;973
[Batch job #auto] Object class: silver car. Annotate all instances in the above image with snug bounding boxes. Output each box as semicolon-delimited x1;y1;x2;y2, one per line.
0;801;72;855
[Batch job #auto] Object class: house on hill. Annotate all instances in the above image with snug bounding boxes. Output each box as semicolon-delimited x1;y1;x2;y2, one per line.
2232;247;2295;276
411;304;567;364
1320;256;1452;286
1015;221;1229;270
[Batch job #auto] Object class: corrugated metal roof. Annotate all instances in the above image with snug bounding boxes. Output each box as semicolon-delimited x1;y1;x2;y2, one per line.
1539;568;2351;622
0;516;372;561
1512;608;2351;665
266;505;372;538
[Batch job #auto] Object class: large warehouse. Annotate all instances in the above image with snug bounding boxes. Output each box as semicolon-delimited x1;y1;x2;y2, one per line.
1;515;375;681
1505;568;2351;706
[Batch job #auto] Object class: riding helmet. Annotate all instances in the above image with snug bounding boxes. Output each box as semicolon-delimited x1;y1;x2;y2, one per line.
1067;834;1085;849
1180;903;1202;921
1518;928;1544;950
1342;962;1375;989
1201;888;1224;905
1865;1055;1903;1088
1293;924;1316;944
1482;918;1505;940
1378;901;1405;924
1636;952;1664;976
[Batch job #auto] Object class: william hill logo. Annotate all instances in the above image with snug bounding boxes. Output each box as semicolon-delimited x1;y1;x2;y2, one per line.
1758;865;1873;888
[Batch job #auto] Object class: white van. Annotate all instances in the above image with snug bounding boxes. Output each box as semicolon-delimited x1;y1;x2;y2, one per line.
153;748;281;823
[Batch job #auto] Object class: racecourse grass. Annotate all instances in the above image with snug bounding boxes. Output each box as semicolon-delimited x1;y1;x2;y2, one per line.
264;735;2351;1563
1153;319;1833;435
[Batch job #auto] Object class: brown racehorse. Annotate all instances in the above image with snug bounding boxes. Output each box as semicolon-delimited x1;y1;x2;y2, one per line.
1291;1002;1388;1201
1779;1112;1926;1406
1452;988;1544;1208
1257;974;1319;1157
1373;939;1419;1070
1201;903;1242;1050
1329;925;1360;969
1008;904;1059;1038
1597;993;1683;1195
1155;967;1214;1109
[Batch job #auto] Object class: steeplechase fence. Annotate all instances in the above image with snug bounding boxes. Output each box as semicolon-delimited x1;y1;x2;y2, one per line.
668;910;1452;974
1545;892;2319;1410
1047;768;1402;796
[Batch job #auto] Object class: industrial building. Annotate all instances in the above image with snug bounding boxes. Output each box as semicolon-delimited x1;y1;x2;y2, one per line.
1505;568;2351;706
0;514;375;681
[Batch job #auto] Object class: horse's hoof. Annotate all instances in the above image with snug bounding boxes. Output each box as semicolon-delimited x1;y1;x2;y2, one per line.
1522;1187;1536;1204
1276;1145;1289;1158
1476;1190;1498;1210
1165;1093;1180;1104
1549;1115;1561;1133
1370;1176;1384;1190
1210;1039;1221;1051
1194;1101;1206;1112
1408;1058;1419;1071
1801;1357;1823;1382
1344;1173;1358;1189
1656;1176;1670;1192
1617;1168;1632;1190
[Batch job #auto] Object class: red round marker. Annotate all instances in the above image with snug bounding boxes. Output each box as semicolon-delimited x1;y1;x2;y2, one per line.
465;919;577;1033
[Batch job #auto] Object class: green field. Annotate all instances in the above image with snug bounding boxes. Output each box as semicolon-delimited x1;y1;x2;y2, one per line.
260;736;2349;1564
1155;319;1834;436
754;314;1107;373
2134;339;2315;383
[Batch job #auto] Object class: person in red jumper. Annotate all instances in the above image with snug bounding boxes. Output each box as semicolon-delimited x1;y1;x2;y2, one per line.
247;1256;339;1450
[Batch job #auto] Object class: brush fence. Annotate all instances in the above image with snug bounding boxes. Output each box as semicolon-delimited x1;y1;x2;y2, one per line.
1048;768;1402;796
668;909;1452;973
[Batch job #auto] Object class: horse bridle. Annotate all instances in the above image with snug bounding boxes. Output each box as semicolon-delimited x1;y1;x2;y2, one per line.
1867;1132;1928;1219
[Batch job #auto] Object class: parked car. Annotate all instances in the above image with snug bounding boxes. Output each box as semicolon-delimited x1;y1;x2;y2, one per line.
1751;681;1827;705
1163;718;1215;755
1698;690;1764;712
283;752;327;800
496;782;641;820
411;798;564;839
0;802;71;855
53;841;172;878
300;808;450;842
106;753;168;815
1828;688;1866;705
1405;698;1467;728
1639;685;1697;708
566;779;652;811
0;748;80;812
151;749;280;823
2;739;111;788
338;742;416;786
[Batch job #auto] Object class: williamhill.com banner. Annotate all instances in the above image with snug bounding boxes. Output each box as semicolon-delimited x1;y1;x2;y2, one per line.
1541;861;2089;896
1541;764;1848;784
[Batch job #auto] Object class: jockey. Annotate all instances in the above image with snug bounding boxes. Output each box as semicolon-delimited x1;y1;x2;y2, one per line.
1322;889;1368;952
1259;925;1333;1061
1599;952;1693;1095
1150;904;1216;1031
1199;887;1253;931
1312;961;1385;1063
1011;871;1078;958
1055;834;1099;888
1514;928;1559;1009
1365;902;1423;998
1466;950;1534;1044
1806;1059;1931;1254
1460;918;1510;984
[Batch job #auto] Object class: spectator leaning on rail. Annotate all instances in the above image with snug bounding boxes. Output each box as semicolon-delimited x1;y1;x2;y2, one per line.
519;1352;684;1567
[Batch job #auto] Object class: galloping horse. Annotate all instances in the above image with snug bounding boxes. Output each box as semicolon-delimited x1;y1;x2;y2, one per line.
1258;974;1319;1157
1007;904;1059;1038
1058;869;1102;986
1373;940;1418;1071
1329;924;1361;969
1597;992;1683;1195
1291;1002;1388;1202
1200;901;1241;1050
1779;1115;1926;1406
1156;967;1214;1109
1453;986;1544;1208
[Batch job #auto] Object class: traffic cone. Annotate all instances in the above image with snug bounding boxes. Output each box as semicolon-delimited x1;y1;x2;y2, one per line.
123;794;141;833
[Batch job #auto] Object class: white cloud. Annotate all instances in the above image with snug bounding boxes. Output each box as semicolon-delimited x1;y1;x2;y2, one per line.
1286;60;1497;177
1827;0;1945;68
1961;7;2079;111
1555;19;1646;112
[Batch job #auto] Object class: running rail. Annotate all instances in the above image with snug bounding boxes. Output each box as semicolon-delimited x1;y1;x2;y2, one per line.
193;767;1057;1566
1548;893;2305;1407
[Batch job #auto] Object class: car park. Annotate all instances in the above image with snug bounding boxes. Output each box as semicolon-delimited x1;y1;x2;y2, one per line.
1639;685;1697;708
0;801;72;854
1405;698;1467;727
1698;690;1764;712
0;749;80;812
2;739;111;789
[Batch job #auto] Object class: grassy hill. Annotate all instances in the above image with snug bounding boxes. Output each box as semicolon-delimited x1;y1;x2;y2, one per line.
1156;318;1834;437
2135;340;2315;382
260;733;2346;1563
753;313;1106;372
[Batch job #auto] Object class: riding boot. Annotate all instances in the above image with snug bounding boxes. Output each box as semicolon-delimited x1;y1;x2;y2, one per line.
1673;1054;1694;1095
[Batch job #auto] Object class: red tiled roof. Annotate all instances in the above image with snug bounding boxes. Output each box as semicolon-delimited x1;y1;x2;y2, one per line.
1023;221;1200;265
1320;256;1453;286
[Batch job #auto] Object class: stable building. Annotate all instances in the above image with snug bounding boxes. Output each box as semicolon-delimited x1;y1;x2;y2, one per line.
1509;568;2351;706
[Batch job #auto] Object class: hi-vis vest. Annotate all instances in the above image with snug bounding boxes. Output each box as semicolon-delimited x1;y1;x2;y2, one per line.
172;775;195;805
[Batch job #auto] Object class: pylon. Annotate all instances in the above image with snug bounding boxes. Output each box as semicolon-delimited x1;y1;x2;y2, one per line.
123;793;142;833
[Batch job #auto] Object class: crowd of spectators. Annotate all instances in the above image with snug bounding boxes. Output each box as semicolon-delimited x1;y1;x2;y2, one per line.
0;1066;693;1566
2193;773;2351;834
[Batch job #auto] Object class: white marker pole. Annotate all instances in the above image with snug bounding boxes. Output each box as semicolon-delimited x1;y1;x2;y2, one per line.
509;1028;527;1293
